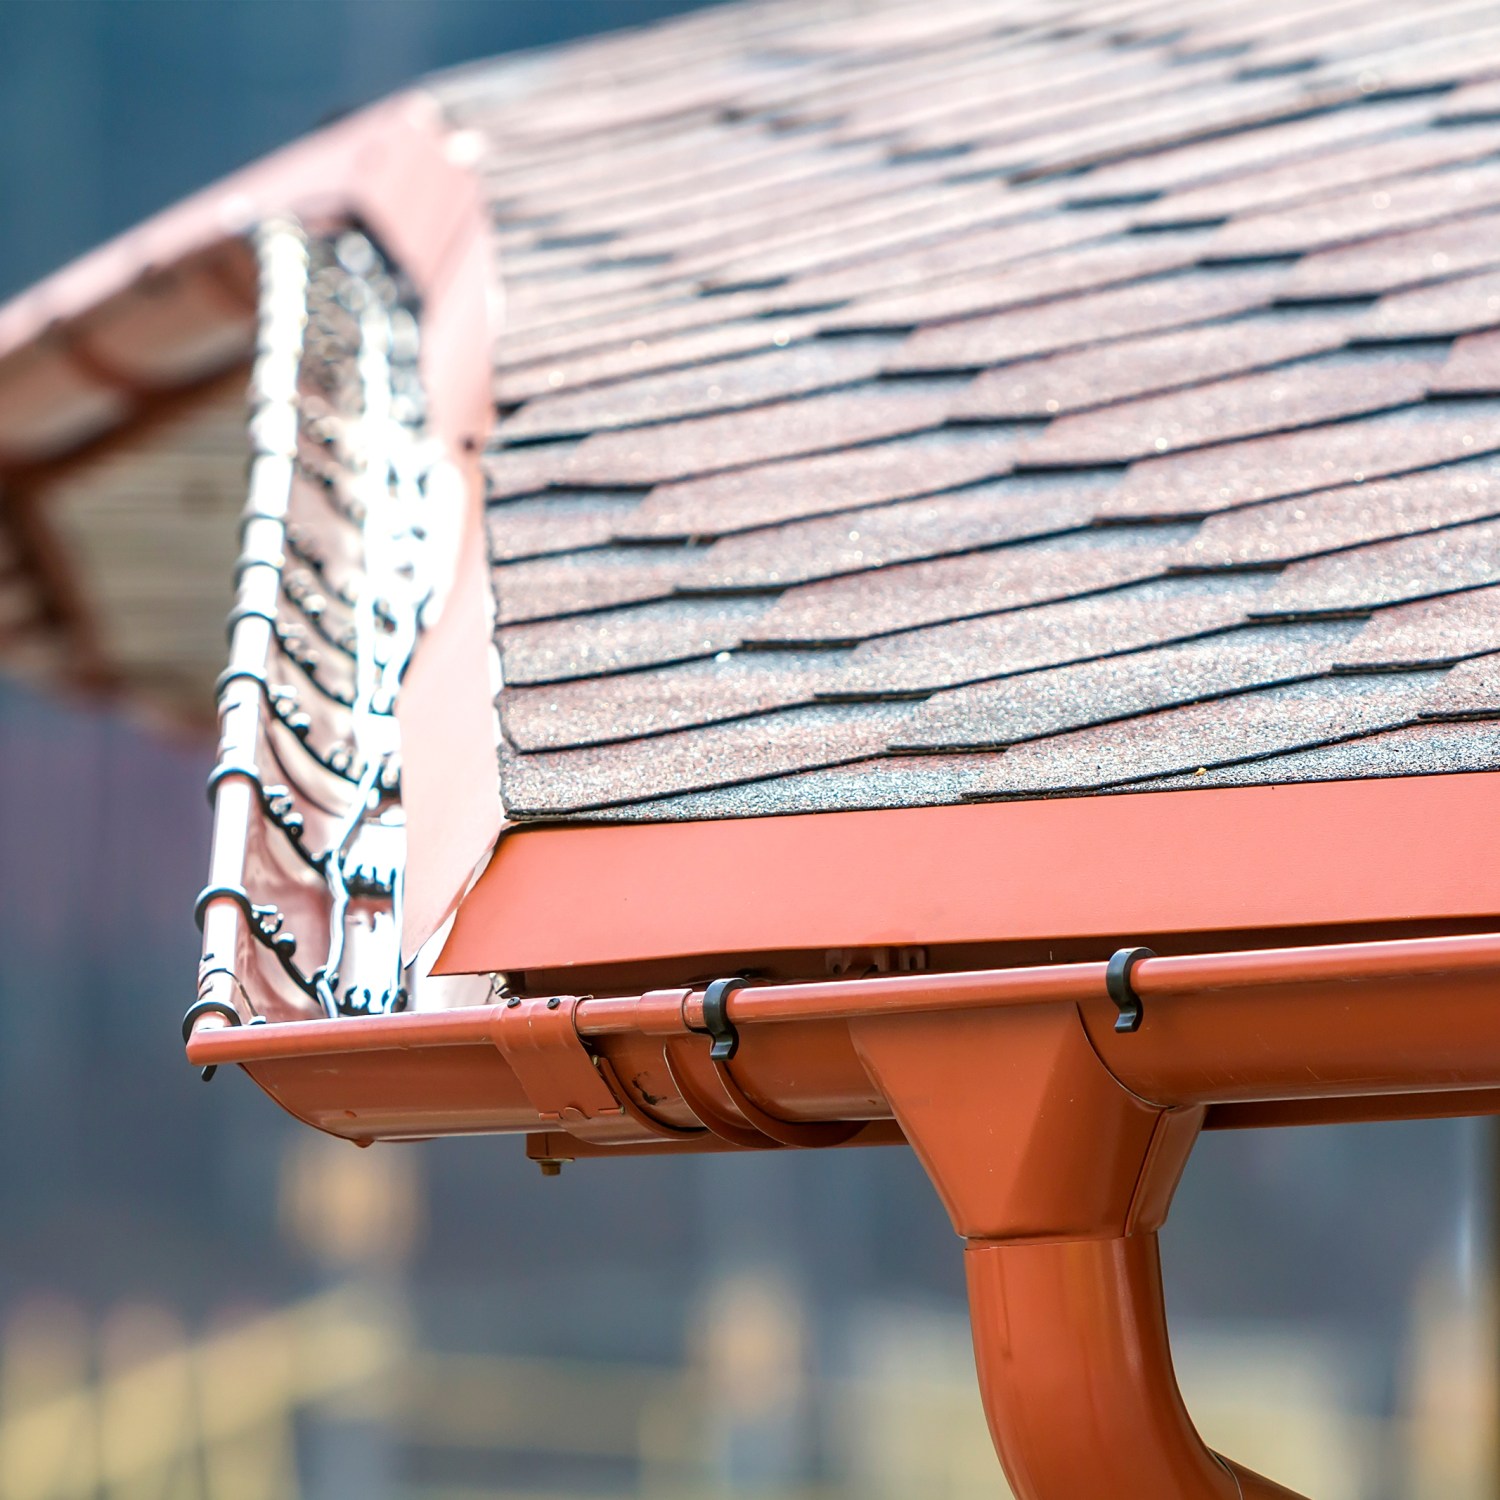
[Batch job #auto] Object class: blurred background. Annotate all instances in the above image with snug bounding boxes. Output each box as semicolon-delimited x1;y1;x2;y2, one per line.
0;3;1496;1498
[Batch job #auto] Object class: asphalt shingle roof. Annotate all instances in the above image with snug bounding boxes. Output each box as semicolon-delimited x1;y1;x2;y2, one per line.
435;0;1500;821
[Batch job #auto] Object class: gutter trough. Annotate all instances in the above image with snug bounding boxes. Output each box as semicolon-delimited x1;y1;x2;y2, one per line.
186;924;1500;1131
185;924;1500;1499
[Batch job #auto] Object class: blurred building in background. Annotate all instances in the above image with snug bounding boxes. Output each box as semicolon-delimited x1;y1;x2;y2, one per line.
0;4;1495;1498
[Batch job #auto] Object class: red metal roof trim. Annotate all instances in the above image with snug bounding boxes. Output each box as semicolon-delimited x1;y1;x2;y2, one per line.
168;98;503;1031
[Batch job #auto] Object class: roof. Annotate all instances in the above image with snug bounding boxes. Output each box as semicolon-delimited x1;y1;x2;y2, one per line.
0;96;485;724
435;0;1500;823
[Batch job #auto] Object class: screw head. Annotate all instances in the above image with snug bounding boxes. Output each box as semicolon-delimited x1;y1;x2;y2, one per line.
505;996;520;1009
546;996;561;1010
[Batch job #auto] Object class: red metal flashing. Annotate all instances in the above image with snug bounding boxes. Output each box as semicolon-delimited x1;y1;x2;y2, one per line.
439;768;1500;975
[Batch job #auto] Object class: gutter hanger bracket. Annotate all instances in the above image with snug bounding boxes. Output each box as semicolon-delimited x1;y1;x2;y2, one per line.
1106;946;1154;1034
495;996;685;1148
699;976;746;1061
181;996;243;1083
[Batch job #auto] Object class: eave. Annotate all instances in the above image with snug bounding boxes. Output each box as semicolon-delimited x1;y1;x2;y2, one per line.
438;765;1500;981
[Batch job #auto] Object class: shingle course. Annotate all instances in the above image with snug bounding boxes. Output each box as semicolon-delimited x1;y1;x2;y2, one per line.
1281;209;1500;302
1098;403;1500;520
1013;348;1435;468
1251;516;1500;617
496;334;896;441
1177;460;1500;569
827;230;1213;337
618;427;1022;541
1334;585;1500;667
1434;329;1500;394
951;307;1359;421
743;526;1194;648
961;672;1439;798
1131;122;1500;229
886;264;1288;374
1205;161;1500;263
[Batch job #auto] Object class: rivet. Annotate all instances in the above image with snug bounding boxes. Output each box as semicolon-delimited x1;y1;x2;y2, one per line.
546;996;561;1010
505;996;521;1008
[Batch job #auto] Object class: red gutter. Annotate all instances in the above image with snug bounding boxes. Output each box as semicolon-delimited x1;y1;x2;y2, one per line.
586;925;1500;1027
188;924;1500;1135
189;923;1500;1499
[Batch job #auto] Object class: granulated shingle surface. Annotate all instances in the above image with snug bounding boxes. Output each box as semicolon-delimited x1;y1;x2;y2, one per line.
896;621;1363;751
437;0;1500;821
1333;586;1500;668
1177;461;1500;569
743;527;1194;648
827;574;1281;698
619;427;1023;540
1281;209;1500;302
495;335;899;442
1099;403;1500;520
886;264;1290;375
1434;330;1500;394
753;206;1137;317
490;381;960;496
1358;268;1500;343
1205;161;1500;263
1252;517;1500;617
1013;350;1436;468
680;475;1110;593
1068;94;1439;203
951;308;1360;421
960;672;1441;799
1417;652;1500;718
1131;123;1500;229
834;232;1216;341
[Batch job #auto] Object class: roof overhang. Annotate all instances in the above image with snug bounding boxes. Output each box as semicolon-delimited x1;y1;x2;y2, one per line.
156;9;1500;1497
438;764;1500;978
0;93;495;745
0;90;503;957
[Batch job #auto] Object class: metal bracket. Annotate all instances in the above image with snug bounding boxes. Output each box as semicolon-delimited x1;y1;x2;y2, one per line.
669;976;863;1149
700;976;747;1061
495;996;681;1147
194;882;320;1001
181;996;242;1082
1106;947;1155;1034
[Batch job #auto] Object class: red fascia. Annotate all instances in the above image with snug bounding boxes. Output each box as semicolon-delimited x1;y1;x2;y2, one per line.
438;767;1500;977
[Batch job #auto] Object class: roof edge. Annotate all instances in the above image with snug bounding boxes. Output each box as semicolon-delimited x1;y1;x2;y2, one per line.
437;768;1500;974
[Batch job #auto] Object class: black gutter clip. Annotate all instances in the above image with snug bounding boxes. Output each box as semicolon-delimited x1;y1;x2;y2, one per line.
1106;947;1155;1034
182;996;243;1082
701;977;747;1062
